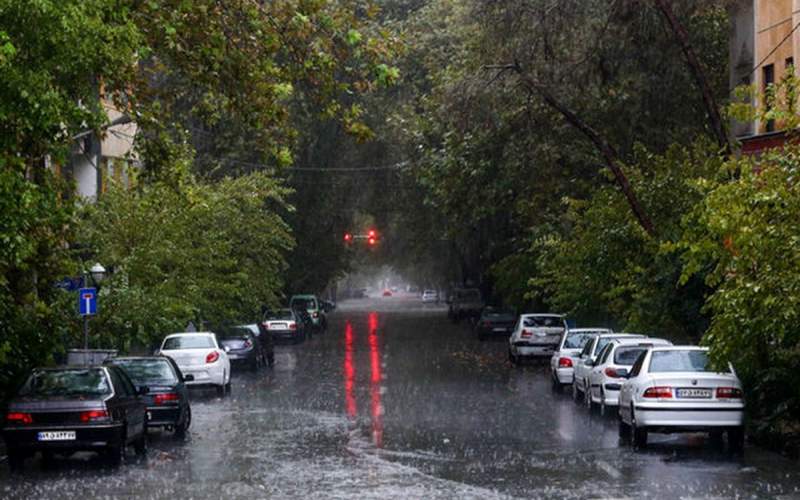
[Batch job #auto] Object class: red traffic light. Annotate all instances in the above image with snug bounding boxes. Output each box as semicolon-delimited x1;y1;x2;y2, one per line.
368;237;376;246
368;229;376;239
344;232;353;243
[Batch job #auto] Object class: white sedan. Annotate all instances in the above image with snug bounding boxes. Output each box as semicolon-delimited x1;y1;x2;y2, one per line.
586;338;672;414
572;333;646;402
549;328;611;387
158;332;231;396
508;314;567;364
618;346;745;450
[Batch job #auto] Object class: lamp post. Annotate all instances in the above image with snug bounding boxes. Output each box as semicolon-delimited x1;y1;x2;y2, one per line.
82;263;106;357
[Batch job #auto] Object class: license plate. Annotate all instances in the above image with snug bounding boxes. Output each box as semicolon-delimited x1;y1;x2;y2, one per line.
38;431;76;441
676;388;712;399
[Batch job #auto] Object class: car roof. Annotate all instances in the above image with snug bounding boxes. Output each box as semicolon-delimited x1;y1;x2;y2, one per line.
107;356;169;362
649;345;708;352
612;338;672;347
35;365;109;371
165;331;215;337
521;313;564;318
568;328;611;333
597;332;645;339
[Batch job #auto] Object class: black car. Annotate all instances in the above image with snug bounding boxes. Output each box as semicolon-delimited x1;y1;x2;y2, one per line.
2;366;148;469
475;307;517;340
219;328;264;370
266;308;308;344
105;356;191;438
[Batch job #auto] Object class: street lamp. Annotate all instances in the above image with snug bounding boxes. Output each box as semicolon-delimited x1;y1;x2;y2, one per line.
90;263;106;285
81;262;106;363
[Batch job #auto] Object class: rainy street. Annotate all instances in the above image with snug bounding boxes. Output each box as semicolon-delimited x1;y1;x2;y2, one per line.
2;295;800;499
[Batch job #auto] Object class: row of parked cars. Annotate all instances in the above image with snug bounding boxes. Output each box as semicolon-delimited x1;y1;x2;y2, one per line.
470;307;746;451
1;294;334;470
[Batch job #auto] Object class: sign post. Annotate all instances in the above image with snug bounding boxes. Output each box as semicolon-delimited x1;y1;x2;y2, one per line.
78;287;97;364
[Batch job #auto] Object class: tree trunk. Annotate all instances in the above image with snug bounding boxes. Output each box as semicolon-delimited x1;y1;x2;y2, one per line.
653;0;731;155
500;64;657;238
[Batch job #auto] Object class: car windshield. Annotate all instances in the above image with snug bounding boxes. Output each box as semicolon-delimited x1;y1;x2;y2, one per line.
266;310;294;320
649;350;720;373
563;332;596;349
524;316;563;328
110;359;177;385
291;298;316;309
19;369;111;397
162;335;215;350
614;347;649;366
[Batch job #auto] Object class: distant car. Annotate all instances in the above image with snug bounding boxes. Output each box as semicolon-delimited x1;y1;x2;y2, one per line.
508;314;567;363
549;328;611;387
421;290;439;303
2;366;148;469
157;332;231;396
289;294;327;332
382;289;392;297
447;288;484;322
105;356;192;438
572;333;647;401
218;328;264;371
618;346;745;450
475;307;517;340
237;323;274;367
265;308;307;344
586;338;672;414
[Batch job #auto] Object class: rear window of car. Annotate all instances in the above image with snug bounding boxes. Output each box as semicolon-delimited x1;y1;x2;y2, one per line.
291;298;317;309
524;316;564;328
110;359;177;385
649;350;718;373
19;369;111;397
563;332;596;349
163;335;215;350
614;347;648;366
483;309;515;319
266;310;294;320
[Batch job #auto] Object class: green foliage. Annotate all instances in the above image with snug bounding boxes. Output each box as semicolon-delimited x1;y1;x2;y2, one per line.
678;147;800;439
78;172;294;351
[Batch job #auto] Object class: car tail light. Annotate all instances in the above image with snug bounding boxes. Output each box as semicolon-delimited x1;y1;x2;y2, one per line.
6;412;33;425
643;386;673;398
604;367;620;378
206;351;220;364
154;393;180;405
521;330;533;338
558;357;573;368
80;409;110;423
716;387;743;399
289;322;297;330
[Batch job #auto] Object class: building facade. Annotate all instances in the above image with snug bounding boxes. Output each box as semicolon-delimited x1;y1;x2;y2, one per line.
730;0;800;153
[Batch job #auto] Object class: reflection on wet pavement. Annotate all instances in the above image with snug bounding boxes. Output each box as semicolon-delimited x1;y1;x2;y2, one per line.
1;296;799;499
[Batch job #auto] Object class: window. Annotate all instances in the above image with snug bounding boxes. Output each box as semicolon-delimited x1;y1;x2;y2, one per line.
107;368;133;397
629;352;646;378
563;332;596;350
523;316;564;328
648;350;724;373
162;335;216;350
580;338;595;358
614;347;648;366
19;369;111;397
764;64;775;132
598;343;614;364
110;359;177;386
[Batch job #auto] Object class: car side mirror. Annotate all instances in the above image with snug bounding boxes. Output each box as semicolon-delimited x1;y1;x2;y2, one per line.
137;386;149;396
184;374;195;382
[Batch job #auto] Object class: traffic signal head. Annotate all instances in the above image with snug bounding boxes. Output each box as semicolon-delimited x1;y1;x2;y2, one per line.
344;232;353;243
368;236;376;246
368;229;376;239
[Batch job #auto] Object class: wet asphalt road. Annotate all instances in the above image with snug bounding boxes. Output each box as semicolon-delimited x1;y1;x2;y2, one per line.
2;295;800;499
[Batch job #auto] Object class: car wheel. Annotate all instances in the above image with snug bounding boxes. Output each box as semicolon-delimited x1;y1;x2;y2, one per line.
584;384;594;410
572;381;580;402
631;407;648;448
728;427;745;452
175;406;191;438
600;390;607;416
105;433;126;466
133;430;147;456
7;448;24;471
618;414;631;439
216;383;226;397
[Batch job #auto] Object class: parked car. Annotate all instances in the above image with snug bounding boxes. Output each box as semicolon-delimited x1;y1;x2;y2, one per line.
289;294;327;332
218;328;264;371
2;366;148;469
447;288;484;323
265;308;307;344
549;328;612;387
105;356;192;438
475;307;517;340
572;332;646;401
421;289;439;303
618;346;745;450
157;332;231;396
237;323;274;367
586;338;672;414
508;314;568;363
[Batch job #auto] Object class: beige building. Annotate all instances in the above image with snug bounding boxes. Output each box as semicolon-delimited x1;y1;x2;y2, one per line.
731;0;800;152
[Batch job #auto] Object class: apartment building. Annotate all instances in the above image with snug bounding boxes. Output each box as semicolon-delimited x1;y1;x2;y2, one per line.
730;0;800;153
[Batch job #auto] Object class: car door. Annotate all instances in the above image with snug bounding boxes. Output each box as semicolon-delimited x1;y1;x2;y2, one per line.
109;366;145;440
164;357;190;417
620;351;647;420
590;344;614;400
575;337;596;387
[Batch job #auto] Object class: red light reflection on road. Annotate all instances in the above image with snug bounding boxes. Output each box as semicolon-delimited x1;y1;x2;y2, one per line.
344;321;357;418
368;312;383;448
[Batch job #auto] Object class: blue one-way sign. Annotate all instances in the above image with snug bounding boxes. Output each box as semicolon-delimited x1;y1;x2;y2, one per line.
78;287;97;316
